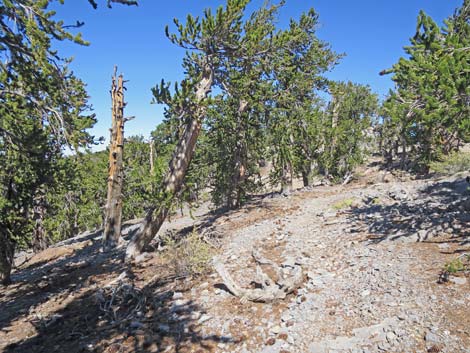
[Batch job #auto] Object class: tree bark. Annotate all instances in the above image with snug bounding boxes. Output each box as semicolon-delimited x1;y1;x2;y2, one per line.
213;250;303;303
102;70;126;251
126;64;213;259
280;133;295;194
0;230;14;286
280;161;293;194
302;165;314;187
228;99;248;209
400;132;407;169
32;189;48;253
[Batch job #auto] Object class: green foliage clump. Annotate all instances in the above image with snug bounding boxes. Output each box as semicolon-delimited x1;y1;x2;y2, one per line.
0;1;99;283
444;258;466;274
332;198;356;210
319;82;378;181
380;1;470;171
43;133;172;243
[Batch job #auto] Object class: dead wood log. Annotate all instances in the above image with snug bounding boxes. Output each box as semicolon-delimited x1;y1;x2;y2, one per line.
213;251;303;303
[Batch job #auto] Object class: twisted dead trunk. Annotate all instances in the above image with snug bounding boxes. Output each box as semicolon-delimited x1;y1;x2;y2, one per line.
214;250;303;303
102;70;126;251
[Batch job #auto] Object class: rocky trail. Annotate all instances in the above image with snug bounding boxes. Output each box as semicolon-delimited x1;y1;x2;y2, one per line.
1;169;469;353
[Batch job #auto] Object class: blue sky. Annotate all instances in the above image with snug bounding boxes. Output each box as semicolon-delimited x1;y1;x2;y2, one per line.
52;0;460;149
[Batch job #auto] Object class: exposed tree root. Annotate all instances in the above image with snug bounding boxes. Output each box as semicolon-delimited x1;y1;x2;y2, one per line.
213;250;303;303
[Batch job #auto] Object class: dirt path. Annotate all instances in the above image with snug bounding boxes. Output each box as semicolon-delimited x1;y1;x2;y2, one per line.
188;177;470;353
1;173;469;353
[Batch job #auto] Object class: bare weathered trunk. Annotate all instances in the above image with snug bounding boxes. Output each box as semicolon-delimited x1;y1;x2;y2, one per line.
102;70;126;251
126;65;213;259
0;229;14;286
32;189;48;253
228;99;248;209
214;250;303;303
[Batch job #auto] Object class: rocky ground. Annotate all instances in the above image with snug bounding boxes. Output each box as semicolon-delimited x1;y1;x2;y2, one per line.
1;166;469;353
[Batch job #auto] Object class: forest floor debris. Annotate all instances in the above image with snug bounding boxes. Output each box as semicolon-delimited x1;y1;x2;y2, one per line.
1;166;469;352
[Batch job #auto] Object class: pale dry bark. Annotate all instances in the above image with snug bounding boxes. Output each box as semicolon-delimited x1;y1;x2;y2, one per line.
280;163;294;194
301;162;316;187
126;65;213;259
102;70;126;251
214;250;303;303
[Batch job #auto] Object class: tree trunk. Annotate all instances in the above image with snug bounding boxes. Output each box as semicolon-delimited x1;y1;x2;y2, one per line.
102;70;126;251
228;99;248;209
281;162;293;194
126;64;213;260
32;189;48;253
0;230;14;286
302;164;314;187
281;133;295;193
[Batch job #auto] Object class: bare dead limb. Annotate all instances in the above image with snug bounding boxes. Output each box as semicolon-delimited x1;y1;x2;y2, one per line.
96;280;146;324
342;172;353;185
213;251;303;303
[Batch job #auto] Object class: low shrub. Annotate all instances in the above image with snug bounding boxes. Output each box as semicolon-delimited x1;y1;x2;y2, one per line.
164;228;213;277
429;152;470;175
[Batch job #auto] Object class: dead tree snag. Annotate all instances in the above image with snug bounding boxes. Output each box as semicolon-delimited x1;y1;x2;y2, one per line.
103;68;127;251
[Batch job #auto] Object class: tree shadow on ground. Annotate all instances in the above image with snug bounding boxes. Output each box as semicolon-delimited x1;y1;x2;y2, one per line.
347;177;470;244
1;213;238;353
0;237;125;332
2;246;235;353
4;270;235;353
4;271;235;353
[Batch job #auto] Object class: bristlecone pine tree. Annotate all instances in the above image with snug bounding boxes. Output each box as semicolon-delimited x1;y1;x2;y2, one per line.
381;0;470;171
126;0;285;259
0;0;137;285
267;9;341;191
320;81;378;181
204;2;284;209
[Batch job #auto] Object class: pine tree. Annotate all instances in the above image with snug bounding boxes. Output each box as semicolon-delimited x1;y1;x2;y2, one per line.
205;2;283;209
126;0;293;258
267;9;340;191
0;0;136;284
320;81;378;181
381;1;470;170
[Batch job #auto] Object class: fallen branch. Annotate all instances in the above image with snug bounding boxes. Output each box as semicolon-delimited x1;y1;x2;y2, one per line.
213;250;303;303
96;280;146;324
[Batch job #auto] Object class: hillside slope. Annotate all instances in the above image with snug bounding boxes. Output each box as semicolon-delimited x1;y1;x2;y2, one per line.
1;169;469;353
